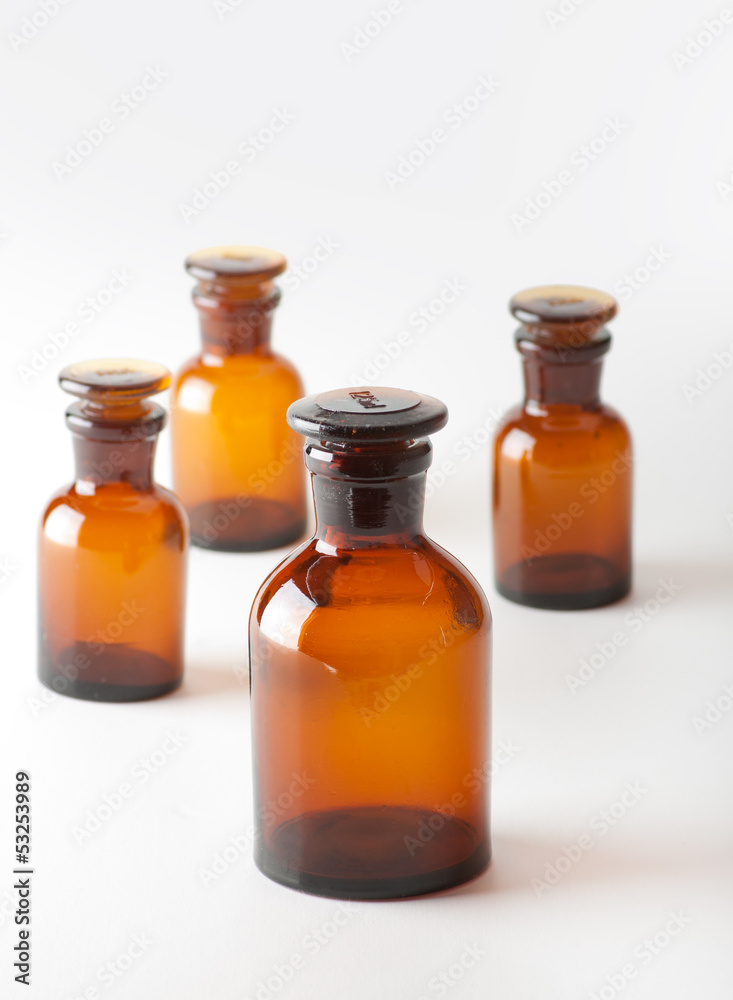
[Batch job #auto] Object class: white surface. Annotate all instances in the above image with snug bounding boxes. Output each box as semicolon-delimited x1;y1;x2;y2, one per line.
2;0;732;997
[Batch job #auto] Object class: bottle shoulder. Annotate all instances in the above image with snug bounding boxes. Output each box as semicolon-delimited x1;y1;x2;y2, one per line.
174;352;301;383
597;404;631;438
495;402;631;456
172;355;205;388
40;483;187;542
495;403;525;428
268;350;302;380
172;353;303;407
420;537;492;624
252;536;490;637
151;484;189;525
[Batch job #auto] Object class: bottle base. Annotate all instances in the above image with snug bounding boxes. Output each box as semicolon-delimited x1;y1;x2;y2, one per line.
497;553;631;610
188;497;306;553
255;806;490;900
38;640;182;703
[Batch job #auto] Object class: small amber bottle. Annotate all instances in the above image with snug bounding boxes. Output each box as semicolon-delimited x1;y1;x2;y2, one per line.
493;286;632;610
38;359;188;702
250;387;492;899
170;246;307;552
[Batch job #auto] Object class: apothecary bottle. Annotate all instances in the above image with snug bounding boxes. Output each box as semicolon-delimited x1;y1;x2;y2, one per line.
250;387;491;899
38;359;188;702
493;286;632;610
170;246;307;552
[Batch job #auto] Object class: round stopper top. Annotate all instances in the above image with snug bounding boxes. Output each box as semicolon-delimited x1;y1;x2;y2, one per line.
59;358;171;405
288;387;448;443
185;245;287;282
510;284;617;346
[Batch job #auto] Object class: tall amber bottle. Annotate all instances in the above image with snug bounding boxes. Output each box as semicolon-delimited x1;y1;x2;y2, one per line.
493;285;632;610
250;388;491;899
38;359;188;702
170;246;307;551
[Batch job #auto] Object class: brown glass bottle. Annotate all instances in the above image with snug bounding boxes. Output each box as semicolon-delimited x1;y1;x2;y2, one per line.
170;246;307;552
493;286;632;610
38;359;188;702
250;388;491;899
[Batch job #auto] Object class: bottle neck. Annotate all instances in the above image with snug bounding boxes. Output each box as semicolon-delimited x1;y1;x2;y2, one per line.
312;474;426;548
72;436;157;489
193;286;278;358
304;439;431;549
66;403;164;490
516;326;610;409
522;356;604;408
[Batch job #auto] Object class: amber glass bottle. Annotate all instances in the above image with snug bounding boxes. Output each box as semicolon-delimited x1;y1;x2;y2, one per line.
493;285;632;610
250;387;491;899
38;359;188;702
170;246;307;552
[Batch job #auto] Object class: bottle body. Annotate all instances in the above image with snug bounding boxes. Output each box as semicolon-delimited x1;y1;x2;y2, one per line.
38;482;187;701
493;402;632;609
250;537;491;899
171;353;306;551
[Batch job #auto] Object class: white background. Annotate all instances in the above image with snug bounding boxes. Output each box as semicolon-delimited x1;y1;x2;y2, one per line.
2;0;732;997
